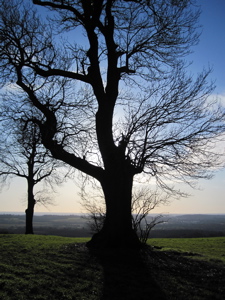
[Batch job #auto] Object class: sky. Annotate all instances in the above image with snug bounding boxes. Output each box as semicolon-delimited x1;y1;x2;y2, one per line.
0;0;225;215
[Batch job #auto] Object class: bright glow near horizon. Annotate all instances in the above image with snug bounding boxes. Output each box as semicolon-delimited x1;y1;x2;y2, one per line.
0;0;225;215
1;170;225;214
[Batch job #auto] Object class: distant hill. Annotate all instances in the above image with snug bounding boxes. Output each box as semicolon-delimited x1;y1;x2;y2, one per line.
0;213;225;238
149;214;225;238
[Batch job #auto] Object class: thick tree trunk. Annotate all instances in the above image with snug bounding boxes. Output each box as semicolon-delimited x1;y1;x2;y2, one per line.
87;168;141;249
88;92;141;249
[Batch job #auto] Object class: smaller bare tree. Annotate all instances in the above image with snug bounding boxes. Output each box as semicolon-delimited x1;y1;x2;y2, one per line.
0;100;62;234
83;200;106;235
131;188;169;244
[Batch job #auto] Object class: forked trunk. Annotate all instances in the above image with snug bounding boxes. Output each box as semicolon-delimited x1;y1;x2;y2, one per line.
90;101;141;248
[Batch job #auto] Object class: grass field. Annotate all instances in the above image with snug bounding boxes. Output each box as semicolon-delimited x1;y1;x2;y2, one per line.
0;234;224;299
148;237;225;263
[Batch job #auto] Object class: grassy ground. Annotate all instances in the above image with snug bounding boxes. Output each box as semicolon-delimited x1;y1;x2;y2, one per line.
0;235;93;300
0;234;224;299
148;237;225;263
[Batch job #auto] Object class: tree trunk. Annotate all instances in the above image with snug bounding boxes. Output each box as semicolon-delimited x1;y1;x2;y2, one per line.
25;206;34;234
87;167;141;249
25;179;35;234
89;97;141;249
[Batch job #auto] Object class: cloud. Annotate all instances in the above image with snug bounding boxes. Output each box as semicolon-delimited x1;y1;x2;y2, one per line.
207;93;225;107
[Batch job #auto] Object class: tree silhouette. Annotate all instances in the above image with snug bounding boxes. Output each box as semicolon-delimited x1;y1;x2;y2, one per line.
0;100;60;234
0;0;224;247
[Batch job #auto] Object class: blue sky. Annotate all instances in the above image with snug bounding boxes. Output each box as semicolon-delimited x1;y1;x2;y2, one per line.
190;0;225;95
0;0;225;214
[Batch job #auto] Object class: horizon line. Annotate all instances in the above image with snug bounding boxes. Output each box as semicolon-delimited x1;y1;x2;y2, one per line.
0;211;225;216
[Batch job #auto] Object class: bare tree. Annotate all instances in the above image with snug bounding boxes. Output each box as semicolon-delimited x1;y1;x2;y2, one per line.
83;201;106;235
131;188;168;243
0;0;225;248
0;98;61;234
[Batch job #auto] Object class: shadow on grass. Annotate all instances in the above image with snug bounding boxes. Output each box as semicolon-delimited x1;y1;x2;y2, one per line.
0;237;166;299
89;247;167;300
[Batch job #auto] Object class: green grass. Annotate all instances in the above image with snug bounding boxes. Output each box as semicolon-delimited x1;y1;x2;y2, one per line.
0;234;224;299
148;237;225;263
0;235;97;300
0;234;90;249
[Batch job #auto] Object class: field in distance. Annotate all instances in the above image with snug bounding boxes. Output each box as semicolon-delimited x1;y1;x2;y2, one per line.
0;213;225;238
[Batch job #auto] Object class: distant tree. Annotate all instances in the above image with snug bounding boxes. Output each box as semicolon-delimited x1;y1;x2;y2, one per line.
0;0;225;248
0;99;61;234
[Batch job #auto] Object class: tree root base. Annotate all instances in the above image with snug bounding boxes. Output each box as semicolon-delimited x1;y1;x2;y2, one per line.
86;229;142;250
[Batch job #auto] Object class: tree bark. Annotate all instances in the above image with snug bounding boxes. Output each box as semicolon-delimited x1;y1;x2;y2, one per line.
25;178;35;234
25;207;34;234
86;97;142;249
87;161;141;249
